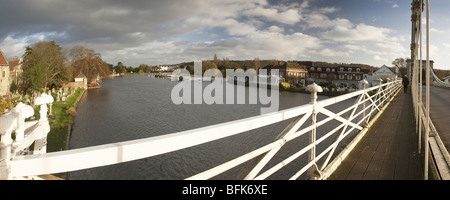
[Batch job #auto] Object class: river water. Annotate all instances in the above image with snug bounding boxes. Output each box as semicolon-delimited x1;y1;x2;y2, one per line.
67;75;357;180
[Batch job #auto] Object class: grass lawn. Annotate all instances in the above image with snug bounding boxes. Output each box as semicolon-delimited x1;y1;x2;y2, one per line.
47;88;85;152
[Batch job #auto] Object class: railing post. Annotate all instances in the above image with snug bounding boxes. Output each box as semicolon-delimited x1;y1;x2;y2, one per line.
11;103;34;144
33;93;54;155
306;83;323;180
359;79;369;127
0;113;16;180
48;91;53;116
377;79;383;106
0;132;12;180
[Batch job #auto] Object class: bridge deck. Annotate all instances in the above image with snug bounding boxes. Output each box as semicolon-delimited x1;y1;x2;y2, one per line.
426;86;450;153
328;91;424;180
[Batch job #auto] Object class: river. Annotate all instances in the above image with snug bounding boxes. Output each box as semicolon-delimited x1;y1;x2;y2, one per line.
67;75;357;180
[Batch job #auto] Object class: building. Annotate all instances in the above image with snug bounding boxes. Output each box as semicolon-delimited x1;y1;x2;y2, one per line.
159;65;178;72
64;73;87;89
263;61;308;86
308;65;363;89
9;56;23;85
364;65;398;87
0;49;10;96
406;59;434;83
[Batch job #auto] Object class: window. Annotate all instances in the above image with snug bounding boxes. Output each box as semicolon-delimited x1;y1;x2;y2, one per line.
348;75;352;80
317;67;322;72
332;68;335;72
348;68;352;72
326;68;330;72
356;68;361;72
340;67;344;72
320;73;327;79
339;75;344;80
2;71;5;78
310;67;315;71
356;76;361;80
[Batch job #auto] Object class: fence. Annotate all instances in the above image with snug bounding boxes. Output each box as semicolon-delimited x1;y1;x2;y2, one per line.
1;80;401;180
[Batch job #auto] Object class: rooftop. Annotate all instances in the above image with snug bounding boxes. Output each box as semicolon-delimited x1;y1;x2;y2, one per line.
0;49;8;66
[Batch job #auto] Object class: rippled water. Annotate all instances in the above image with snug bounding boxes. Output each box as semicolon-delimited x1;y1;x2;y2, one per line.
68;75;356;180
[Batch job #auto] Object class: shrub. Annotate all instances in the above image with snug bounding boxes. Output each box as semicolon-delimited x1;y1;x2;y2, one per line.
0;97;12;114
280;82;290;90
66;107;77;117
10;82;18;93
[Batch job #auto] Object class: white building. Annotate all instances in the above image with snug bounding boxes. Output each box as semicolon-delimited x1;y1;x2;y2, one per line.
364;65;398;87
159;65;177;71
0;49;10;96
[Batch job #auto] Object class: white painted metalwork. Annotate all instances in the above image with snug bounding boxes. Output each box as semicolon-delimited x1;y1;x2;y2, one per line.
410;0;450;180
0;93;53;179
0;78;402;180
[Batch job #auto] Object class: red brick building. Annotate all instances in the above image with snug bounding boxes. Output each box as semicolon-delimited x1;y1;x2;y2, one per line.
263;61;309;85
308;66;363;81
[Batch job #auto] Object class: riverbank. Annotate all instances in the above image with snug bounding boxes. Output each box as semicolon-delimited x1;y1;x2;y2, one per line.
281;87;348;97
47;88;85;153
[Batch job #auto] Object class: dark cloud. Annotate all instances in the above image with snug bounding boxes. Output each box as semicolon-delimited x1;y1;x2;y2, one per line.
3;0;446;69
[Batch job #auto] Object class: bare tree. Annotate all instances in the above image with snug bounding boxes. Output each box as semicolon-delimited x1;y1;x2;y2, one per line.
392;58;407;76
254;57;260;73
70;46;110;82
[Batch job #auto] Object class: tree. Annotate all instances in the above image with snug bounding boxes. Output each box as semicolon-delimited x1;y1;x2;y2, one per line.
70;45;110;83
202;61;218;74
138;64;150;74
392;58;407;77
22;40;70;90
254;57;260;73
114;62;126;74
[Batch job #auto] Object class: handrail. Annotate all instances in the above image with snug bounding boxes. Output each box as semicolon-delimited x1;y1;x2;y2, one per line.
0;93;53;179
4;80;401;180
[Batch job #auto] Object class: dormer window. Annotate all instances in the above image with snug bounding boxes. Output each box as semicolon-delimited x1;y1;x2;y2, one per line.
348;68;352;72
317;67;322;72
340;67;344;72
326;68;330;72
310;67;315;71
356;68;361;72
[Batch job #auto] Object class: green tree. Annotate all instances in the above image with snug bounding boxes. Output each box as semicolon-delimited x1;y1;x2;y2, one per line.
22;40;70;90
114;62;126;74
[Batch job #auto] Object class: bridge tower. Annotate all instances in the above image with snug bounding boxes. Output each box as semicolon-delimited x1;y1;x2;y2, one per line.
408;0;424;81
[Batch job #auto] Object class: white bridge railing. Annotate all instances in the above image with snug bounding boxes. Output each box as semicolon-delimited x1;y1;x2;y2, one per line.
0;93;54;179
1;80;401;180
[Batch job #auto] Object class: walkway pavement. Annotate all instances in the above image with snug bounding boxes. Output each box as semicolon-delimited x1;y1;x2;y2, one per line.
328;90;424;180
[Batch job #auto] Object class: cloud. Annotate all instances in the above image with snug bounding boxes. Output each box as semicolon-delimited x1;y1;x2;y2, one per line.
0;31;67;59
373;55;388;62
392;3;399;8
245;6;302;25
0;0;421;68
315;48;350;58
321;23;392;42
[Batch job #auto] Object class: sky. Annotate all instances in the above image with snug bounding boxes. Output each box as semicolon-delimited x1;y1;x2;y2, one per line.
0;0;449;70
